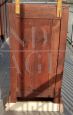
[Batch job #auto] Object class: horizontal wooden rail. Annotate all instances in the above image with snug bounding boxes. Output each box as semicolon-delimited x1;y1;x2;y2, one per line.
15;0;62;17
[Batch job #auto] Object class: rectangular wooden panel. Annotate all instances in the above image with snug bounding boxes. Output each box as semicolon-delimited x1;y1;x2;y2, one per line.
8;3;69;102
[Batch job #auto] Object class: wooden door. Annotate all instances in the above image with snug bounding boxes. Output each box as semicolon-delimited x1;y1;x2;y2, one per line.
8;4;69;102
16;19;60;98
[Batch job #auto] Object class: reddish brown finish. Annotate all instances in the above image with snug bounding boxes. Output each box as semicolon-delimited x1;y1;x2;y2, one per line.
8;3;69;102
54;7;69;103
0;4;5;37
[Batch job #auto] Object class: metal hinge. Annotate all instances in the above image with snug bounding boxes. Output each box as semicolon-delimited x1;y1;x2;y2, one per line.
57;0;62;18
15;0;20;14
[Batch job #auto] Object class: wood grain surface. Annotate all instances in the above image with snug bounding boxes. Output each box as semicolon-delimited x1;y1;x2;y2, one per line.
8;3;69;103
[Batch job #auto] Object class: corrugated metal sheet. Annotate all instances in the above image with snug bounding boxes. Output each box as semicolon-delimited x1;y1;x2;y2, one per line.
62;43;73;115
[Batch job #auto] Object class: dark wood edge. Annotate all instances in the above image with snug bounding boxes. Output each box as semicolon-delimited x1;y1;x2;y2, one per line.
7;3;69;19
54;7;69;103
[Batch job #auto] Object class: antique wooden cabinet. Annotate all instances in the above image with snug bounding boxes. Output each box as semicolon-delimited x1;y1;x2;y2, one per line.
8;3;69;103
